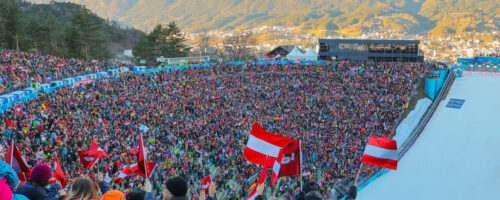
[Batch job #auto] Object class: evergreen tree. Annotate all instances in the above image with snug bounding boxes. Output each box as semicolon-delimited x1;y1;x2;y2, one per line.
1;0;26;50
164;22;190;57
63;9;109;60
39;13;61;55
132;33;153;63
133;22;190;64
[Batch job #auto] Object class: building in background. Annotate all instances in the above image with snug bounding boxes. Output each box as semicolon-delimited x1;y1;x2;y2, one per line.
318;39;424;62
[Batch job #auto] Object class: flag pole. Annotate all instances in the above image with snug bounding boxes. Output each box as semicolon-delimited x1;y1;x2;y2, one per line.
299;140;303;191
142;134;149;180
354;163;364;185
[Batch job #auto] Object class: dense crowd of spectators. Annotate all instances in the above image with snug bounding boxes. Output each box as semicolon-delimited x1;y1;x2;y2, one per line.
0;58;429;199
0;50;118;95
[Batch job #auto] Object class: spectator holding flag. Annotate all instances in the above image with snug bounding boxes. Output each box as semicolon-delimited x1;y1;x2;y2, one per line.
15;163;61;200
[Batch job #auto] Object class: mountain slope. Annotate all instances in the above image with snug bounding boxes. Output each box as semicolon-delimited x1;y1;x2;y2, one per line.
27;0;500;36
20;1;143;52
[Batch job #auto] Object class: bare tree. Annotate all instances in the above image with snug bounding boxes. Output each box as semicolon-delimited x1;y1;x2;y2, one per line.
222;32;255;61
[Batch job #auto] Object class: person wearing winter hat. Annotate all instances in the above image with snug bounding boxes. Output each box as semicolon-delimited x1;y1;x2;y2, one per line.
162;176;188;200
16;163;61;200
0;160;20;200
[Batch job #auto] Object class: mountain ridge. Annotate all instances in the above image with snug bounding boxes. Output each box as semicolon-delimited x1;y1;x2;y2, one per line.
27;0;500;37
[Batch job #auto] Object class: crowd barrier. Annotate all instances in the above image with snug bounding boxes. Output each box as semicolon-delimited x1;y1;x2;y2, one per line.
425;70;448;99
455;63;500;72
457;57;500;65
131;63;216;74
342;69;456;199
225;60;328;65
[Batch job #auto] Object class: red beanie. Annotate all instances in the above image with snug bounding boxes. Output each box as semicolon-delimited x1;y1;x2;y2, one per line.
30;163;53;183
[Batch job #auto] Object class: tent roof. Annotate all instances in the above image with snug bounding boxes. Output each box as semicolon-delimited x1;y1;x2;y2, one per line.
305;47;318;56
287;46;305;56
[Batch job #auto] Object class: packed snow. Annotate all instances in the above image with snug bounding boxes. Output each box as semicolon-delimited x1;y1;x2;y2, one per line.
393;98;432;148
357;74;500;200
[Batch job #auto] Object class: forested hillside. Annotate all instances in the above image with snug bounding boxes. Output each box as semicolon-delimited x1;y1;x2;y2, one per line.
28;0;500;37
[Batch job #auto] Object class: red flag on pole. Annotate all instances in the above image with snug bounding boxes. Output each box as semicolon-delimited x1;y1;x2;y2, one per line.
137;134;150;178
244;123;293;166
78;141;108;169
271;139;302;186
360;136;398;170
134;161;157;179
53;153;67;188
6;139;31;182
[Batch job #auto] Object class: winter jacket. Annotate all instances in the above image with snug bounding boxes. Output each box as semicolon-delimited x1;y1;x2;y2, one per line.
145;192;155;200
98;181;112;194
15;183;61;200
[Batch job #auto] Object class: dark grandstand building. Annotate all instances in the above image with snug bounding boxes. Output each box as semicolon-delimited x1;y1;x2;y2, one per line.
318;39;424;62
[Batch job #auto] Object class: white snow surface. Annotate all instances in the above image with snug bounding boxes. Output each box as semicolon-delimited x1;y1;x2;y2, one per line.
358;74;500;200
393;98;432;149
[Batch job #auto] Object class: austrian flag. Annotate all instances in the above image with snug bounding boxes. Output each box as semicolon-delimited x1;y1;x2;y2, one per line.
244;123;293;166
360;136;398;170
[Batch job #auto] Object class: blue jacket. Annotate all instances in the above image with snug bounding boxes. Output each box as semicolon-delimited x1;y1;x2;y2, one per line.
0;160;20;188
15;183;61;200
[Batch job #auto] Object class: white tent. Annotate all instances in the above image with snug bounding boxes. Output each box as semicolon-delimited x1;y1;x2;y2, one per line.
304;47;318;61
286;46;305;61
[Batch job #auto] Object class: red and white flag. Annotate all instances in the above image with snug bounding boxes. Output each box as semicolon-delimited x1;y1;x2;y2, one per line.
201;176;212;194
360;136;398;170
248;157;273;200
115;165;134;183
271;140;302;186
6;139;31;182
53;153;67;188
244;123;293;166
78;141;108;169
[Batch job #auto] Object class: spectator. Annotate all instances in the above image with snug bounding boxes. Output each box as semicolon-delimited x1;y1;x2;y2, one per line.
102;190;125;200
64;178;100;200
126;180;155;200
16;163;61;200
163;177;188;200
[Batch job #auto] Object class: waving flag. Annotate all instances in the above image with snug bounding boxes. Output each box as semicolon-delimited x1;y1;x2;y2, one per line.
201;176;212;194
271;140;302;185
6;139;31;181
134;161;157;179
360;136;398;170
78;141;108;169
137;134;156;178
115;165;134;184
244;123;293;165
53;153;67;188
